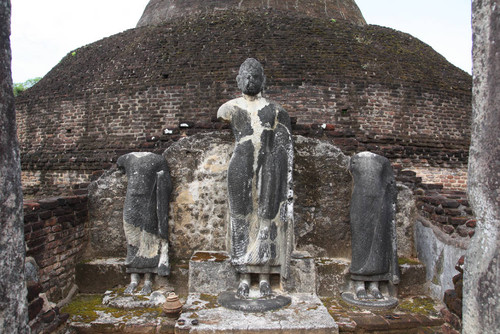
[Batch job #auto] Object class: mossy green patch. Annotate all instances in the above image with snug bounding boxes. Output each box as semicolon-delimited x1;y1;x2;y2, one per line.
199;293;219;309
321;296;360;316
397;296;440;317
61;294;163;323
398;257;421;265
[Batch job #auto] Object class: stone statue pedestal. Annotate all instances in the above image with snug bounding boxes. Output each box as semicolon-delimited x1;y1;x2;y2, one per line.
341;279;399;310
177;293;338;333
341;292;398;310
217;292;291;312
188;251;316;295
183;251;337;332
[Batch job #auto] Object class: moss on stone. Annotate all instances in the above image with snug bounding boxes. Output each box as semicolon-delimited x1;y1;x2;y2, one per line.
61;294;163;323
199;293;219;309
396;296;440;317
398;257;421;265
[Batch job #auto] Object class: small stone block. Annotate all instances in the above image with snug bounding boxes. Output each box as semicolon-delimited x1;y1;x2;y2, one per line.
188;251;316;294
188;251;238;294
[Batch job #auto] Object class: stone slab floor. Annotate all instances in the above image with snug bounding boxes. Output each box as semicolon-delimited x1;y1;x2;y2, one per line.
63;293;444;333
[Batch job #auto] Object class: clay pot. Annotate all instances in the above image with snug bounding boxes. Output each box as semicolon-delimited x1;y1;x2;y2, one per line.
162;292;183;318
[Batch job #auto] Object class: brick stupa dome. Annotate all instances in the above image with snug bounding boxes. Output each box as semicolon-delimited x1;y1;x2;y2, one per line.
136;0;367;27
16;1;471;196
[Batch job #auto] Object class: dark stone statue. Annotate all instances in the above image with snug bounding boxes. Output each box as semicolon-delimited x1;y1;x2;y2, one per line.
217;58;294;299
117;152;172;294
345;152;399;305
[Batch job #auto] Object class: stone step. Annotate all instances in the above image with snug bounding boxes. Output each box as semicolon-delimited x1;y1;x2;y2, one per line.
75;255;428;298
323;295;444;333
75;257;190;295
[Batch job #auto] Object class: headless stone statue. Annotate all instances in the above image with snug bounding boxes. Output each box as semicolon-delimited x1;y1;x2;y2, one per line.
218;58;294;299
117;152;172;295
344;152;399;306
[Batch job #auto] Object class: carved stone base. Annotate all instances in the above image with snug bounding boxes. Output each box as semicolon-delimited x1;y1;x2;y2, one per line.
178;293;338;333
341;292;398;309
218;291;291;312
188;251;316;294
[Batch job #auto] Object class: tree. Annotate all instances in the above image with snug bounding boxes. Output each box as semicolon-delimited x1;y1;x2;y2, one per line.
13;77;41;96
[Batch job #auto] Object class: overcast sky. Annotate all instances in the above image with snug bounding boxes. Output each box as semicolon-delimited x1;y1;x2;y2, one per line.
10;0;472;83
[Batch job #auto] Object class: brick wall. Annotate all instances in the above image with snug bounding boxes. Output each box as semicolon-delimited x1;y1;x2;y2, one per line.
412;167;468;191
417;187;475;239
22;170;92;198
393;167;475;240
15;10;471;196
23;196;88;302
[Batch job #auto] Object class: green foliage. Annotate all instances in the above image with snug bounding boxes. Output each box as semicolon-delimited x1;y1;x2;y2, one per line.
13;77;41;96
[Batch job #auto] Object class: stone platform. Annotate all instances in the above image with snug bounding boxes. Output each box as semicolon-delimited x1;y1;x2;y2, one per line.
63;293;444;333
176;293;338;333
323;295;444;333
75;257;190;295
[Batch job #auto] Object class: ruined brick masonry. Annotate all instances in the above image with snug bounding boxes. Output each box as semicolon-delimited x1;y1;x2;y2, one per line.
15;10;471;197
23;196;88;302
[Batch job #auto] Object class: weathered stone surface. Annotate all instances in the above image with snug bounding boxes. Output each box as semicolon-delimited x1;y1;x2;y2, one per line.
65;294;177;334
315;258;350;297
86;168;128;258
464;1;500;332
137;0;366;27
0;0;29;331
396;183;417;257
293;136;352;258
283;252;316;294
415;219;466;300
103;290;167;309
178;293;338;333
75;257;190;296
85;132;424;299
87;132;358;263
164;132;234;260
188;251;315;295
75;258;129;293
398;262;427;297
188;252;238;294
341;292;398;310
218;292;292;312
